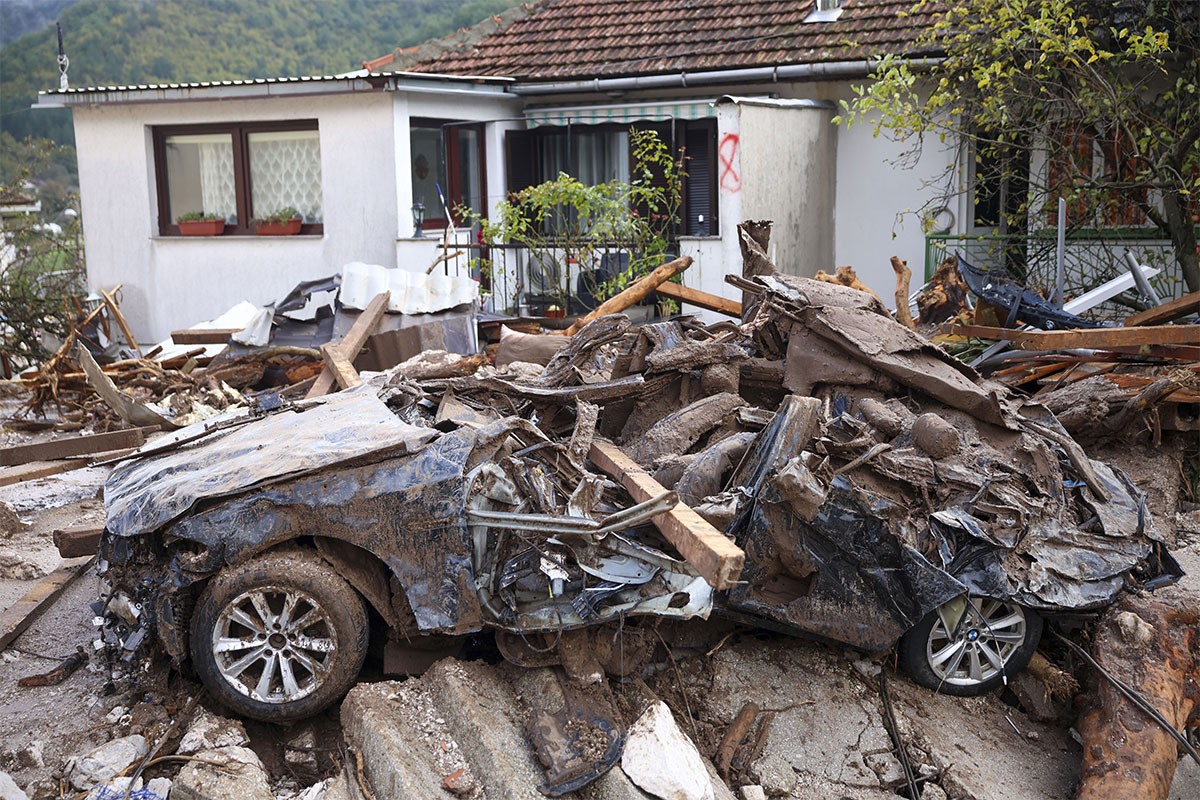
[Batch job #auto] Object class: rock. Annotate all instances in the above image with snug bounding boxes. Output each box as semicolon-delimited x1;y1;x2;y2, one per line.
177;708;250;755
747;753;795;797
0;554;46;581
283;725;319;781
16;742;44;770
920;784;949;800
0;771;29;800
863;752;906;789
621;701;715;800
738;788;766;800
145;777;172;799
0;503;29;538
68;735;149;791
104;706;128;725
172;746;273;800
911;413;960;458
1115;610;1154;647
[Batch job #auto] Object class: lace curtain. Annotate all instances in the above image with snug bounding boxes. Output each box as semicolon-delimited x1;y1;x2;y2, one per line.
249;131;323;222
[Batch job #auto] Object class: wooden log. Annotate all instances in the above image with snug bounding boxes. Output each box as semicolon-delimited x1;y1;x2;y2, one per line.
715;702;760;780
949;323;1200;349
1077;586;1200;800
170;328;240;345
53;524;105;558
306;290;391;399
652;281;742;317
0;557;95;650
0;427;153;468
1123;291;1200;327
890;256;916;330
561;256;693;336
588;439;744;590
814;265;887;307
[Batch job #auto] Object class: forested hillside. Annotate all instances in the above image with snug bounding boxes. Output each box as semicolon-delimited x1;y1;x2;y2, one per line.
0;0;521;185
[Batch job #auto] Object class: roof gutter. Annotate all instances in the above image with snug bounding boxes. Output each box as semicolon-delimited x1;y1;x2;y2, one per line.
509;57;943;96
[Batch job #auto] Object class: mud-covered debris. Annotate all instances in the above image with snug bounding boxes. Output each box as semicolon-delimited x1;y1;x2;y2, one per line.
67;735;148;791
172;745;273;800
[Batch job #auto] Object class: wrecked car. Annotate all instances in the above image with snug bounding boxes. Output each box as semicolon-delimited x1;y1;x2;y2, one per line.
95;236;1179;729
97;383;712;723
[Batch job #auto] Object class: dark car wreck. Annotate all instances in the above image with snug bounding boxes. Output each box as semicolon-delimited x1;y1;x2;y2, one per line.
95;245;1179;755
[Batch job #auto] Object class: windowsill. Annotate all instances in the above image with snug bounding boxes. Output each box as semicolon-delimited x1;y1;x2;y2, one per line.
154;234;324;240
678;235;722;241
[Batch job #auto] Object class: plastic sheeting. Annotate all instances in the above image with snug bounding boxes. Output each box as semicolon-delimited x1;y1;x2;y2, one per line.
339;261;478;315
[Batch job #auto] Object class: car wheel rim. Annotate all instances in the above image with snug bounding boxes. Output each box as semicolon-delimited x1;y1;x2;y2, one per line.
211;586;338;704
926;598;1026;687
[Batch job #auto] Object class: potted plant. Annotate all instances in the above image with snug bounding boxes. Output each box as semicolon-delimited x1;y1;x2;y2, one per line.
176;211;226;236
254;207;302;236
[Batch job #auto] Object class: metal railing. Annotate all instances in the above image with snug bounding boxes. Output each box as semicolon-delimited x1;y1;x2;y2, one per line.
924;229;1188;321
432;233;674;318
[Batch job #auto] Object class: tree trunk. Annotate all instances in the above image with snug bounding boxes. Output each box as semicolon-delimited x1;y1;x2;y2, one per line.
1161;191;1199;292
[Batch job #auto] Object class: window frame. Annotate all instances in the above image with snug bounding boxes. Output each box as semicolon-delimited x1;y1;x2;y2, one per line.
410;118;487;231
153;120;323;237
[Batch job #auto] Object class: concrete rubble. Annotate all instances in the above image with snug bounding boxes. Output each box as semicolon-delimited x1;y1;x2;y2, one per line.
0;220;1197;800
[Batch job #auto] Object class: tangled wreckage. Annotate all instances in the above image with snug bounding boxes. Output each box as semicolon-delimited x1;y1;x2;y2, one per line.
92;226;1181;793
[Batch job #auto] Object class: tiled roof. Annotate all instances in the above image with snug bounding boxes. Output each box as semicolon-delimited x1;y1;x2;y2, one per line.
401;0;942;81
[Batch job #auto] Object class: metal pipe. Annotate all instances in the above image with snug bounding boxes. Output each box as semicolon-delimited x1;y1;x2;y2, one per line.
1055;197;1066;308
509;57;944;96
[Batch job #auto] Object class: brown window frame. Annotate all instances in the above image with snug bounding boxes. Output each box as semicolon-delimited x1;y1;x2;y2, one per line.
410;118;487;231
153;120;323;236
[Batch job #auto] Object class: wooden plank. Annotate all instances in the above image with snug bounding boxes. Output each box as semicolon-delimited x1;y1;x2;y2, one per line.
950;324;1200;350
0;557;95;651
170;328;240;345
53;524;105;558
0;461;78;487
653;281;742;317
1124;291;1200;327
306;290;391;399
589;439;744;590
0;427;153;468
319;342;362;390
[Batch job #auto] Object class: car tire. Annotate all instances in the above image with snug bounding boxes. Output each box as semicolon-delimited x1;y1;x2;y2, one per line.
898;596;1042;696
189;551;368;723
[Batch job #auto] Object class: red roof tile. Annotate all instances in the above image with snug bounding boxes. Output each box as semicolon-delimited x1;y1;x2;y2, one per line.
395;0;942;81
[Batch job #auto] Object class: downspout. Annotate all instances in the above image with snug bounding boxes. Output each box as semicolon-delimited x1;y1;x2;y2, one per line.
508;57;943;96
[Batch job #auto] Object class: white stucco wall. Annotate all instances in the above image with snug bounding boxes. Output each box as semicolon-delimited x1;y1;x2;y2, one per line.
73;91;399;341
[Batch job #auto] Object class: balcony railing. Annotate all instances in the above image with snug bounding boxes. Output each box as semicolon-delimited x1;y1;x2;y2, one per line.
429;233;675;318
924;229;1188;322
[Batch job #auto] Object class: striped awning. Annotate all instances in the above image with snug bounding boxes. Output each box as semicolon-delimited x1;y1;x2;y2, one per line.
525;99;716;127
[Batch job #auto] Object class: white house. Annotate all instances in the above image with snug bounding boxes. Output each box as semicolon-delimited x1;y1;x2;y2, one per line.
38;0;980;341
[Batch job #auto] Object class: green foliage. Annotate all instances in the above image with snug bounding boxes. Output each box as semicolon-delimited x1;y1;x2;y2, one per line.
176;210;224;222
836;0;1200;291
1;143;86;371
466;129;684;313
255;206;300;224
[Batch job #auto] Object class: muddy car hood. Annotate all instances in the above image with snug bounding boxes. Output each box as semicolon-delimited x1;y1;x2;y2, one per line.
104;386;438;537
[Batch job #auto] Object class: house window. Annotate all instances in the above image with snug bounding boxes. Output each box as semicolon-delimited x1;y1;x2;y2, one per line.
153;121;323;235
1046;125;1146;227
505;119;717;237
410;119;486;230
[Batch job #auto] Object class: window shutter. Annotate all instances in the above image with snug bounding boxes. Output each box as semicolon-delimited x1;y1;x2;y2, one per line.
683;122;715;236
505;129;536;195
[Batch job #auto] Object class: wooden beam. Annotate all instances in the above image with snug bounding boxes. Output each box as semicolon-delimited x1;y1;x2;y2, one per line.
0;447;139;487
653;281;742;317
101;288;141;356
319;342;362;390
306;291;391;399
53;525;105;559
170;328;240;345
1124;291;1200;327
0;557;95;650
949;324;1200;350
588;439;744;590
0;427;154;468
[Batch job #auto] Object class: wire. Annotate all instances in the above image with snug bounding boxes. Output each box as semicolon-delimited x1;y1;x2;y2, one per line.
1050;628;1200;766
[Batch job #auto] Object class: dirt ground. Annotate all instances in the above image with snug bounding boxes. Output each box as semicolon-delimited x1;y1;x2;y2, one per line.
0;414;1197;799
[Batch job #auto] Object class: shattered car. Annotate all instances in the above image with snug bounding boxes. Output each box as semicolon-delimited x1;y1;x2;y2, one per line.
96;235;1179;729
97;384;713;723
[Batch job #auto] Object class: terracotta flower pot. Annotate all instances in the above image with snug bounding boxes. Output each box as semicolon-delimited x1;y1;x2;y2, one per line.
178;219;225;236
255;218;302;236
